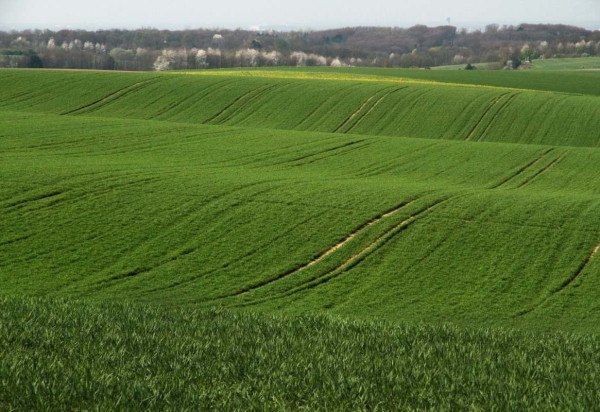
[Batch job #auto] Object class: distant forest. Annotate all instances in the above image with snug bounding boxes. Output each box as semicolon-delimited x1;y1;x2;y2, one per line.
1;24;599;70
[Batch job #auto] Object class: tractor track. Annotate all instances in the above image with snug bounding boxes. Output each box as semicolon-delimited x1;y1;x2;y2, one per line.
220;198;421;299
227;197;452;306
516;241;600;317
515;152;568;188
61;77;163;115
489;148;555;189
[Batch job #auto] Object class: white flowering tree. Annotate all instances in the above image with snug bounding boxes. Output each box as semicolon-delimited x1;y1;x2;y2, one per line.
290;51;307;66
307;53;327;66
153;50;176;71
261;51;278;66
520;44;531;61
195;49;208;68
68;39;82;50
537;41;549;58
453;54;466;64
575;40;588;55
235;48;260;67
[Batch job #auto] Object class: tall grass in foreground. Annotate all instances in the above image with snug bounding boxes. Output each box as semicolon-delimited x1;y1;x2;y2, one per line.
1;296;599;410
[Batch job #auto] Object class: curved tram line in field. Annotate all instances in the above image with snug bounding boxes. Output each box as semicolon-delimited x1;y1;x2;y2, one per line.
516;241;600;317
219;196;452;307
61;77;164;115
219;198;420;298
6;70;599;148
334;86;406;133
488;148;569;190
514;151;568;188
489;148;555;189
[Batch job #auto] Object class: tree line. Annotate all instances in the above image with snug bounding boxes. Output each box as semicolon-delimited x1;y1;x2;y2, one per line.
1;24;599;70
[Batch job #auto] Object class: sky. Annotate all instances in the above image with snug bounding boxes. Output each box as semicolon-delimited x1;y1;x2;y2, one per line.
1;0;599;31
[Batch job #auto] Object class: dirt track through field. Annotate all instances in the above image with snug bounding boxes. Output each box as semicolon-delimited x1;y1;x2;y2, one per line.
205;84;279;124
516;241;600;317
333;95;377;133
489;148;555;189
333;86;403;133
475;93;519;141
61;77;162;115
515;152;568;188
223;198;419;298
556;242;600;293
232;197;451;306
464;92;512;141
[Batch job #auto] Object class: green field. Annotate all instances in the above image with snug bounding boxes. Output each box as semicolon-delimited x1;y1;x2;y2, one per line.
432;56;600;71
431;62;502;70
2;296;599;410
2;69;600;145
529;56;600;70
1;67;600;408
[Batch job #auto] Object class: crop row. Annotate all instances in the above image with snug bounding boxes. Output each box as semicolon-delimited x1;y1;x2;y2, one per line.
1;70;599;147
1;110;599;331
2;296;600;410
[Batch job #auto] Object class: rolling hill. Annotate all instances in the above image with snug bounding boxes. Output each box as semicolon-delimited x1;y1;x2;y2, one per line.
1;68;600;331
1;69;599;146
1;67;600;408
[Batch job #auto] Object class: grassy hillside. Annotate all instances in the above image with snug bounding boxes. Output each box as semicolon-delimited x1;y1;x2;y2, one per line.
431;57;600;72
1;69;599;147
2;296;599;411
1;108;600;331
530;56;600;70
431;62;502;70
2;66;600;407
254;66;600;96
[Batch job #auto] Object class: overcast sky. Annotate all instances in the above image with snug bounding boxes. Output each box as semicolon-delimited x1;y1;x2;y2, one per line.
1;0;599;31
